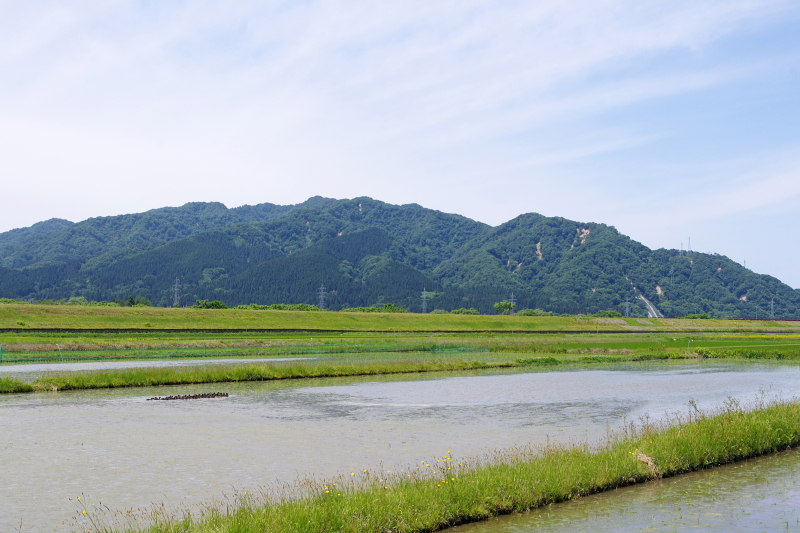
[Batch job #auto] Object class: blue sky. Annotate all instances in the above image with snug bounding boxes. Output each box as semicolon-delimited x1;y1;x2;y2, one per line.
1;1;799;287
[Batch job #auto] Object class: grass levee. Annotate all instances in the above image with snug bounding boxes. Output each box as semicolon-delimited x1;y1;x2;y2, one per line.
29;359;511;392
77;397;800;533
3;345;800;394
0;376;33;393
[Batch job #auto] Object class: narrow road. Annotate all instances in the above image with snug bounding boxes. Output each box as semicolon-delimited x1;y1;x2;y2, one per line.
638;294;664;318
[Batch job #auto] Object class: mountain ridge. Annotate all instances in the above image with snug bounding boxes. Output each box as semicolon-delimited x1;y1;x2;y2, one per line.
0;197;796;318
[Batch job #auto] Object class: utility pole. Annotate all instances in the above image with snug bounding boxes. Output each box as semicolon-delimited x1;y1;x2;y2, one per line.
318;285;326;310
421;288;428;314
509;292;516;315
172;278;181;308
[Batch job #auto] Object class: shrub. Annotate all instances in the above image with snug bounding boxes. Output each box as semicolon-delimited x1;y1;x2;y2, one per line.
684;313;711;319
515;308;554;316
450;308;479;315
593;310;623;318
429;309;449;314
340;304;407;313
235;303;321;311
192;300;228;309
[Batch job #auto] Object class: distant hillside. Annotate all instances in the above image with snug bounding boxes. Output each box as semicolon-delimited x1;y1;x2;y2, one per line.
0;218;74;249
0;197;336;269
1;197;797;317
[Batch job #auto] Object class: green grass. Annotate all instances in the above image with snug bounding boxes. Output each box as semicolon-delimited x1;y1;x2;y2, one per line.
4;326;800;395
78;398;800;533
2;344;799;394
0;376;33;393
27;359;515;392
2;303;799;332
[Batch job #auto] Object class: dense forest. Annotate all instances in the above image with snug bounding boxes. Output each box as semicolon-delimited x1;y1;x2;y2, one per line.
0;197;797;317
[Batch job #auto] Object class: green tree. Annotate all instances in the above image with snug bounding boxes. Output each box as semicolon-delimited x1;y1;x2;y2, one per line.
493;300;515;315
193;299;227;309
593;310;622;318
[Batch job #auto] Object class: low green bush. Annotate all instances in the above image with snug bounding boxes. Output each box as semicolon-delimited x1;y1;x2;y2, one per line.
192;300;228;309
515;308;554;316
235;303;322;311
593;310;623;318
340;304;407;313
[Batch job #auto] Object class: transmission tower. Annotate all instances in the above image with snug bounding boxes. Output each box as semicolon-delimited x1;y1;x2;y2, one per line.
318;285;327;310
509;292;517;315
771;298;775;320
172;278;181;308
624;297;631;317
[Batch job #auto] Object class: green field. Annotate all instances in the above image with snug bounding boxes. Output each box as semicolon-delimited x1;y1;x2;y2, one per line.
2;303;799;331
2;304;800;394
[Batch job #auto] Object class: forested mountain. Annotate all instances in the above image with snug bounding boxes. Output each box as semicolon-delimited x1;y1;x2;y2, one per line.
0;218;74;249
0;196;335;269
1;197;798;318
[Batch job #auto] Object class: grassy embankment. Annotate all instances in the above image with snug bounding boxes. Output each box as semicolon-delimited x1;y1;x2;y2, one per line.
3;304;800;393
0;333;800;393
2;303;798;331
6;342;800;394
80;398;800;533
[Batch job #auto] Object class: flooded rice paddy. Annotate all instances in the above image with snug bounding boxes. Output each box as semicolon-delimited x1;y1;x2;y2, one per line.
1;361;799;532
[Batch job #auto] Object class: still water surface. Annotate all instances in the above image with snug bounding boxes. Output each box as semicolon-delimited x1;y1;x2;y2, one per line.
1;362;799;532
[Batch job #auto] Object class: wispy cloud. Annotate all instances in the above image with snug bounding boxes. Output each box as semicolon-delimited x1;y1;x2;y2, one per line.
1;1;799;283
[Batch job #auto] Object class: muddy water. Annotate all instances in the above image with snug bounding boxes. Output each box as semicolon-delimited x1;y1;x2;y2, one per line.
451;447;800;532
1;363;799;532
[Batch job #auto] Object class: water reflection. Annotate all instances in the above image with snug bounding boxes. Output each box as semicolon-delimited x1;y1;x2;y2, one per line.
451;448;800;532
1;362;799;532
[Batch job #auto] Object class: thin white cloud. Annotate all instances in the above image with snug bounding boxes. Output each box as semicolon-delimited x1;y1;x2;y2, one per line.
0;0;798;236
